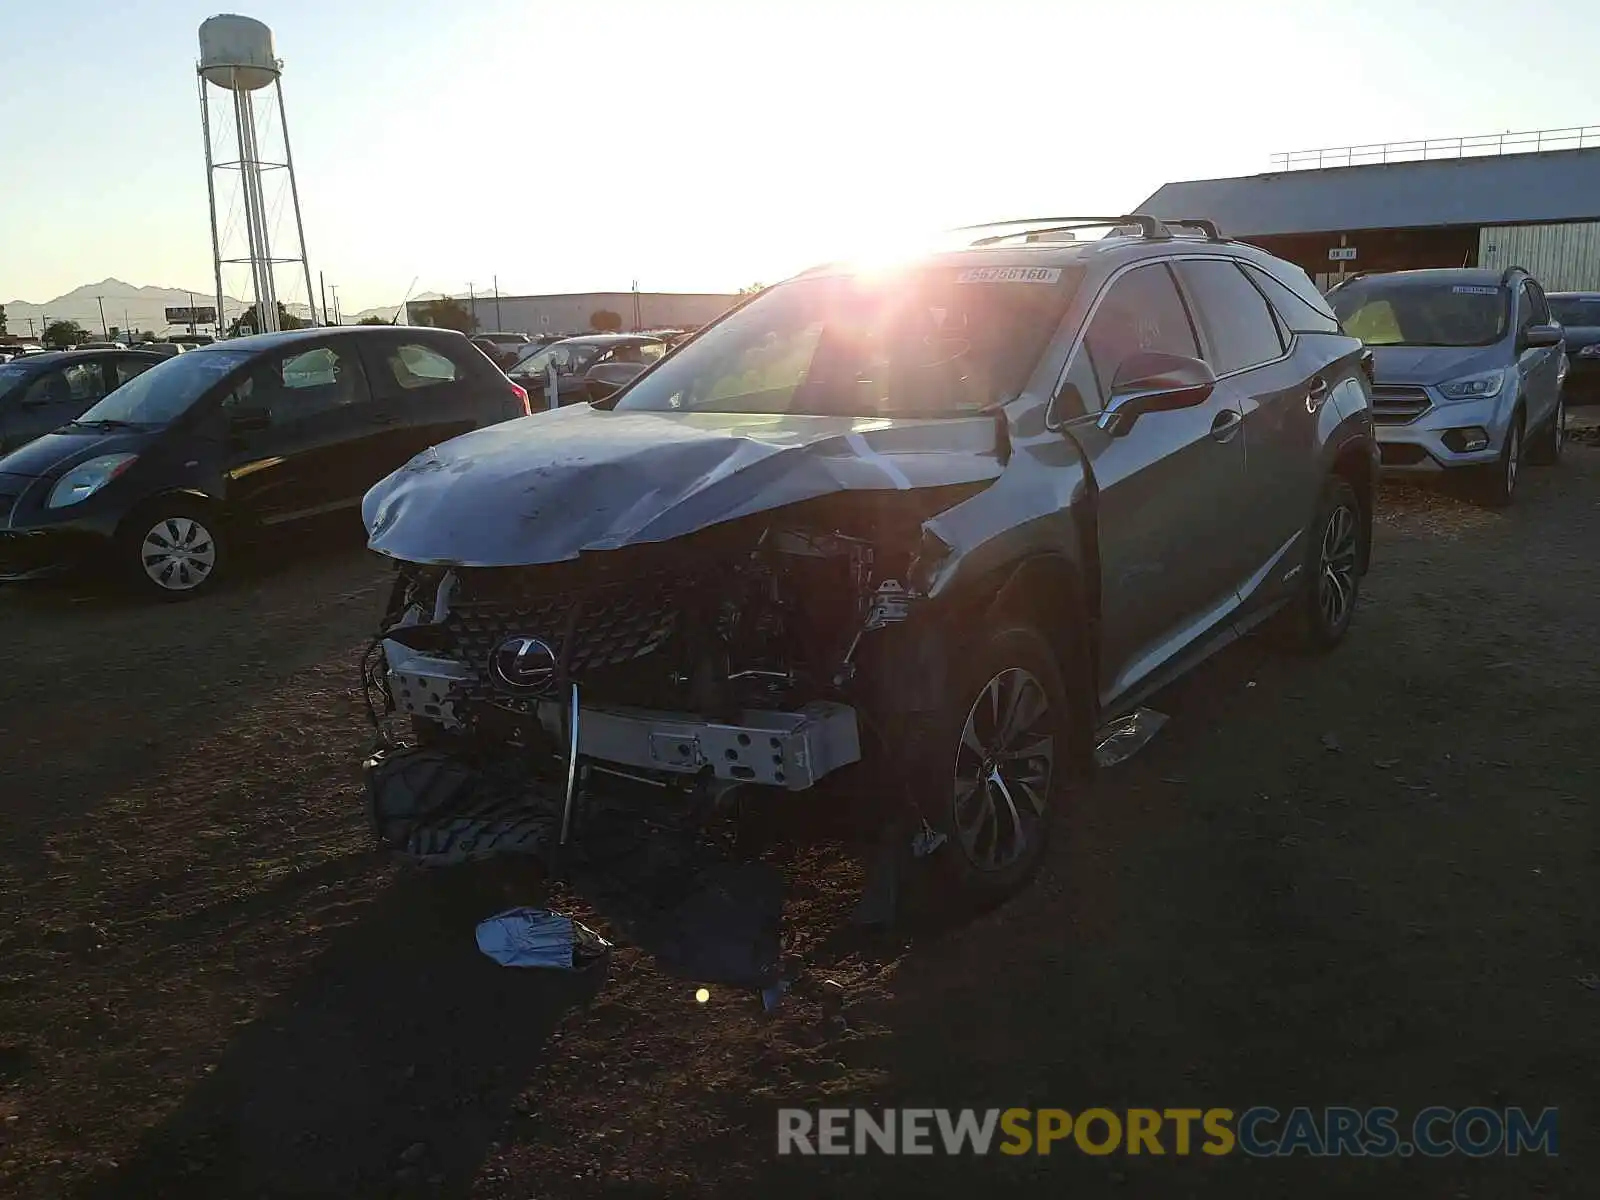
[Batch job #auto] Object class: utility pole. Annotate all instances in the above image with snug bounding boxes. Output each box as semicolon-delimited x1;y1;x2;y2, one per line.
123;309;131;342
320;272;330;327
467;282;478;332
188;291;198;337
25;317;36;338
493;275;502;331
95;295;109;339
330;285;341;326
632;279;641;331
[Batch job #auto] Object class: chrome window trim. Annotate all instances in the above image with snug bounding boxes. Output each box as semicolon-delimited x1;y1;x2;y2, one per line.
1045;252;1299;431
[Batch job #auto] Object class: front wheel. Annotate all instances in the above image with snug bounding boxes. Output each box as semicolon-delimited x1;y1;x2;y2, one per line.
1527;395;1564;466
907;624;1076;906
1472;413;1522;507
119;502;227;599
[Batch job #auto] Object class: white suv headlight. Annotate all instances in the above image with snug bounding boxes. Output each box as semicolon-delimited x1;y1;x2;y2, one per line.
47;453;139;508
1436;369;1508;401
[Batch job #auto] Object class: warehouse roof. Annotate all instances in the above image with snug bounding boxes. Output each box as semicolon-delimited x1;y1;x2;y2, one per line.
1139;148;1600;237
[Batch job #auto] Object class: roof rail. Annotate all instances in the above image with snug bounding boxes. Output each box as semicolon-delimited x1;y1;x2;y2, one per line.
959;215;1173;246
1499;264;1528;286
1168;217;1226;241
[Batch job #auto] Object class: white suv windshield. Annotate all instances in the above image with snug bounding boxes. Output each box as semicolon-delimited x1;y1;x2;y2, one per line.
1330;279;1509;347
613;266;1082;417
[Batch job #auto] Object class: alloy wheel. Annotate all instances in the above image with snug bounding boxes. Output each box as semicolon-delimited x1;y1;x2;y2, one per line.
952;667;1055;871
1555;399;1565;457
1316;503;1359;631
141;516;217;592
1506;422;1521;495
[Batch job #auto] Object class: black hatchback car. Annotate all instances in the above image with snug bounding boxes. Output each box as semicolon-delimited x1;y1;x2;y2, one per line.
0;325;528;598
0;348;166;453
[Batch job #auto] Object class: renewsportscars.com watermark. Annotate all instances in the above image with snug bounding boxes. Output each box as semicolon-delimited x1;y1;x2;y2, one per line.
778;1107;1558;1158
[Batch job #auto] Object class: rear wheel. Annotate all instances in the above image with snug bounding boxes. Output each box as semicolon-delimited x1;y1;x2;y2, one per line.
119;501;226;600
1277;475;1364;651
1472;412;1522;507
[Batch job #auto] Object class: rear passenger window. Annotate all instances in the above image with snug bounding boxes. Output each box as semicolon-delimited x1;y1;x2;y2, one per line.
267;345;364;418
1080;264;1200;396
1176;260;1284;375
1242;264;1342;334
387;343;461;390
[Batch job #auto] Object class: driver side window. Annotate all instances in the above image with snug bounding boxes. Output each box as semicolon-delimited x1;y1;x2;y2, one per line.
1072;264;1200;408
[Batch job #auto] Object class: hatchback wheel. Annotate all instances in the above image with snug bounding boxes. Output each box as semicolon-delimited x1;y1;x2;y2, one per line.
121;503;226;599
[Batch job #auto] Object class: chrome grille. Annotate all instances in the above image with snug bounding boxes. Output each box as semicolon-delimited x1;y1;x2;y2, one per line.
444;576;682;713
1370;385;1431;426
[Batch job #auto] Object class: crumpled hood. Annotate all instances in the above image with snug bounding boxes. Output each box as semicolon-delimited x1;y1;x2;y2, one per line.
1368;344;1505;387
362;405;1005;567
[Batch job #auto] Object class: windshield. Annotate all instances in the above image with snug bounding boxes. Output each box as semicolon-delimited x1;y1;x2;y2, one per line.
77;348;255;425
1329;279;1509;347
0;362;38;403
1549;296;1600;327
613;266;1082;416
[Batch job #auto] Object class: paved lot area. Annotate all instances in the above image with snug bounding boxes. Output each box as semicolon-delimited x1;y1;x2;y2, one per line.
1;449;1596;1198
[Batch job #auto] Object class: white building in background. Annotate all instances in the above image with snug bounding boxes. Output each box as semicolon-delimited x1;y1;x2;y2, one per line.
408;291;741;337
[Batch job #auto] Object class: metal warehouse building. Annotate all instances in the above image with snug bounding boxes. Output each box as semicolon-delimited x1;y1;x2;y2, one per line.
408;291;740;337
1140;128;1600;292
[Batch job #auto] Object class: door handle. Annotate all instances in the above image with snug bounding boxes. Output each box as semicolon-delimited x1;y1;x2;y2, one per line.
1210;409;1243;441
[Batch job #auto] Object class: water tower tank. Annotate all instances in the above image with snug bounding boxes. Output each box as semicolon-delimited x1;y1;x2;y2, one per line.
198;14;279;91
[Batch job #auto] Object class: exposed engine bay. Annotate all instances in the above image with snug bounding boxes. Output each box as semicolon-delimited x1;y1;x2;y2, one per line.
359;490;973;890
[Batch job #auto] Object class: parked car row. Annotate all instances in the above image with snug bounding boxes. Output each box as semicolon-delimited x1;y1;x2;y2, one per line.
0;326;528;596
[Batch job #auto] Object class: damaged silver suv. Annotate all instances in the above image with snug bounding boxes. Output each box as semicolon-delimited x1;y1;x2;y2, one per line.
359;216;1376;923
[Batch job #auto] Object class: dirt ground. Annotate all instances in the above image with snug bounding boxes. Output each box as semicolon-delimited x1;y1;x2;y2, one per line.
2;442;1597;1199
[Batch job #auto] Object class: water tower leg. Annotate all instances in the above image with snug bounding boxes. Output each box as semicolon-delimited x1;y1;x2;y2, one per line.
275;76;317;326
199;75;226;337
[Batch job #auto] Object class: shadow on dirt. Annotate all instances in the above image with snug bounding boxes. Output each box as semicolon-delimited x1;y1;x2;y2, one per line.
85;879;599;1200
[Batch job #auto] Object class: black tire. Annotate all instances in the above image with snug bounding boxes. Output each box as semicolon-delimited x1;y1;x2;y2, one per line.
1471;411;1522;507
905;622;1076;906
117;499;227;600
1526;395;1564;466
1278;475;1365;652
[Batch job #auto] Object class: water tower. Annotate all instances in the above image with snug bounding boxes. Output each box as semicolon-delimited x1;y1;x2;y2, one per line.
197;14;315;335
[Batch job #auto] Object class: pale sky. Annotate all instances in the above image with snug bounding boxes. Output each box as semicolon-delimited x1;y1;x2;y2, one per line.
3;0;1597;313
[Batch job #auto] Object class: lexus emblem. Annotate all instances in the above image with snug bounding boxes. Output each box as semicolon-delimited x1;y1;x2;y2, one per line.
490;636;559;694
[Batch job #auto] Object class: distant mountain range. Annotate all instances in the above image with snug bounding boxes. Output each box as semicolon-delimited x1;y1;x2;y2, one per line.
1;279;438;336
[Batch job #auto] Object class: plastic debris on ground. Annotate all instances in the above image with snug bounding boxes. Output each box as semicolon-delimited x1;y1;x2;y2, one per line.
1094;707;1169;767
475;907;612;970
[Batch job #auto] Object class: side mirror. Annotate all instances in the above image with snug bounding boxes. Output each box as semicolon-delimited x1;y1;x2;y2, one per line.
229;405;272;433
583;362;646;401
1522;324;1562;349
1099;351;1216;436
